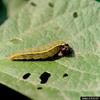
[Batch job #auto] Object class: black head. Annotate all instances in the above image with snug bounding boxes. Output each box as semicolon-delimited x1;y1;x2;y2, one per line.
60;44;74;57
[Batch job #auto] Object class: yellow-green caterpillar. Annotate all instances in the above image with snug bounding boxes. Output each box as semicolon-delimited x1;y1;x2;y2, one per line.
10;40;71;61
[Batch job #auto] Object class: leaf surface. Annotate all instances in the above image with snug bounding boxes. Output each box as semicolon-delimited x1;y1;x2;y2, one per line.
0;0;100;99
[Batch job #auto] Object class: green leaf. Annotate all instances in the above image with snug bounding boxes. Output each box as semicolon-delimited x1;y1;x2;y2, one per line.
0;0;100;99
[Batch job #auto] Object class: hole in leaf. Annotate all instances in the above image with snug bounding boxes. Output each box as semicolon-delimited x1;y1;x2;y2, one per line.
63;73;68;78
39;72;51;84
0;0;8;25
37;87;43;90
23;73;31;79
95;0;100;2
30;2;37;6
48;2;54;7
73;12;78;18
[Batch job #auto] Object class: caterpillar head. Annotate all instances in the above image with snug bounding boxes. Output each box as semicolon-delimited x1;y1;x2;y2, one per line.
58;44;74;57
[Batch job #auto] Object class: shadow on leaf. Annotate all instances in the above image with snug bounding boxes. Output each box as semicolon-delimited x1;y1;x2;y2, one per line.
0;83;31;100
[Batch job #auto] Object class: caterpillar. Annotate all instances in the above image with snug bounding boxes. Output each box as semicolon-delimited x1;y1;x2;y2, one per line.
10;40;71;61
